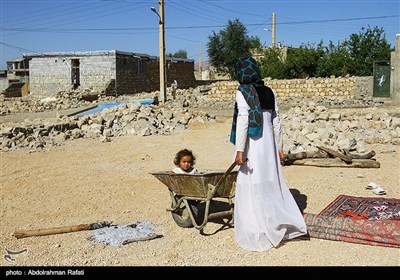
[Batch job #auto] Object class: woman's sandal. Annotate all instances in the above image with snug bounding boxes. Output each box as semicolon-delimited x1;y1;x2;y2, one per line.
366;182;386;195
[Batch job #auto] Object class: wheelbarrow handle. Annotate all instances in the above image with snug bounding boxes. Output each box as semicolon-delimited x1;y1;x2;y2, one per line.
215;161;237;188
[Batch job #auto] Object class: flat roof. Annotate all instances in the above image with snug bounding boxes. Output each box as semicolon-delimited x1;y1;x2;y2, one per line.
23;50;156;59
22;50;194;63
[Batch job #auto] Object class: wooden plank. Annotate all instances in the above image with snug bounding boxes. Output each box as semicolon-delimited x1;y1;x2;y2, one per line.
289;158;380;168
317;146;353;163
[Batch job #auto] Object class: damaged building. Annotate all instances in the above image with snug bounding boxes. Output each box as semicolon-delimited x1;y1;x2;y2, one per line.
15;50;197;97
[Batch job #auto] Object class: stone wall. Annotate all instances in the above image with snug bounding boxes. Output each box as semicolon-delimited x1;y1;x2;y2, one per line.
28;52;197;97
29;54;115;97
390;34;400;100
207;76;374;103
80;55;115;94
30;57;71;97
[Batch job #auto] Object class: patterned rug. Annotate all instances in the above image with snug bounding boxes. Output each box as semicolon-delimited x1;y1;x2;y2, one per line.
304;195;400;248
319;195;400;221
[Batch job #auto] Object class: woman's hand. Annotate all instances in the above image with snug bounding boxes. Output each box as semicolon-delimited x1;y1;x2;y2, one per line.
278;149;285;166
235;151;245;165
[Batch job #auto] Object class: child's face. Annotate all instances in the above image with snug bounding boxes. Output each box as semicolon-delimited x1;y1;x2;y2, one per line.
179;155;193;171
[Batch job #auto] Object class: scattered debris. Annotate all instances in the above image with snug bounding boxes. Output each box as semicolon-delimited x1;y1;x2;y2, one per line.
87;221;162;247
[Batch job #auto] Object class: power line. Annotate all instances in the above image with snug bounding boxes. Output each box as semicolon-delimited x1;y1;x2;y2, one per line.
1;15;397;33
278;15;398;25
0;42;39;53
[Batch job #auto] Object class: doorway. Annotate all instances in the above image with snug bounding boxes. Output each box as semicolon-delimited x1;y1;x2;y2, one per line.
71;59;80;90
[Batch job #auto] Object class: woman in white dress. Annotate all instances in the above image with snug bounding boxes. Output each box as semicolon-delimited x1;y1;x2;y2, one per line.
231;56;307;251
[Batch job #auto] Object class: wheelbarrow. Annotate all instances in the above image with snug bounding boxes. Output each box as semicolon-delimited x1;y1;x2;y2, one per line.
150;162;237;230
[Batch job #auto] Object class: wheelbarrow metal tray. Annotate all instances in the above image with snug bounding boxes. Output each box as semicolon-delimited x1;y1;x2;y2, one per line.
151;170;238;198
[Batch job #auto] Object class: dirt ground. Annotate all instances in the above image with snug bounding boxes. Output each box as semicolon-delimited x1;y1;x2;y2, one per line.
0;108;399;268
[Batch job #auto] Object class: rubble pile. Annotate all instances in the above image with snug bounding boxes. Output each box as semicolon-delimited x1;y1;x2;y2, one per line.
0;85;399;153
280;101;400;154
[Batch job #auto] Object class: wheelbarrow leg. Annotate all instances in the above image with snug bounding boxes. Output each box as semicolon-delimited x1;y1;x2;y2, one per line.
186;182;234;230
181;183;218;230
228;181;236;223
167;190;199;228
184;199;211;230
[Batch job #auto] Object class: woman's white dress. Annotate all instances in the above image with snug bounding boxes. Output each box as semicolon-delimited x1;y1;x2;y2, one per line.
234;91;307;251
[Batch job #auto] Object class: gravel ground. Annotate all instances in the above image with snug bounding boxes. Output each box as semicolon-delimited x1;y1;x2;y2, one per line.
0;105;399;269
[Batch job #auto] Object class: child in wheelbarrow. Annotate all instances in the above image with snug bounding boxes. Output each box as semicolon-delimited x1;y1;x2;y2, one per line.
172;149;200;174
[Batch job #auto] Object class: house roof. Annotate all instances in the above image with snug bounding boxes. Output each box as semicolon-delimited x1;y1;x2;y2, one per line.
6;57;27;63
23;50;156;60
166;57;195;63
22;50;195;63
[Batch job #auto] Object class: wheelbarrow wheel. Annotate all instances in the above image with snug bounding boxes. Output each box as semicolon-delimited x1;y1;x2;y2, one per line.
171;198;199;228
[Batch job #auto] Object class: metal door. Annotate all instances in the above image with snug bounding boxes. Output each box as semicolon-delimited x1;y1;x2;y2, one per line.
373;61;390;97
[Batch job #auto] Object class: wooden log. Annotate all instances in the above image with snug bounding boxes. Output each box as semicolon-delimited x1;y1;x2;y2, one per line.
284;150;329;165
290;158;380;168
305;150;329;158
342;149;376;159
285;150;328;161
285;152;308;160
13;221;112;239
317;146;353;163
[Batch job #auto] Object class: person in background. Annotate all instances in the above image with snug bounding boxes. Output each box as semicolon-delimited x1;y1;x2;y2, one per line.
172;80;178;100
230;56;307;252
172;148;199;174
167;80;178;100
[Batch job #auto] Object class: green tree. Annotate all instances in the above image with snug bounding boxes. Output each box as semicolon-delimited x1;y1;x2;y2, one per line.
345;26;392;76
283;43;323;79
259;26;392;79
167;49;188;59
316;41;351;77
259;47;286;79
207;19;261;79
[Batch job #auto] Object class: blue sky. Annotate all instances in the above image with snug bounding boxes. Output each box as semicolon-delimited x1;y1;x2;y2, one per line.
0;0;399;70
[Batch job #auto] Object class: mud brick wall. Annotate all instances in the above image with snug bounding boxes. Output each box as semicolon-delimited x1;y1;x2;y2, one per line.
115;55;149;95
137;59;197;93
165;60;197;89
146;60;162;93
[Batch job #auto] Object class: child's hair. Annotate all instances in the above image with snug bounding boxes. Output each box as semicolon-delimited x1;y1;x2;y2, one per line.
174;149;196;166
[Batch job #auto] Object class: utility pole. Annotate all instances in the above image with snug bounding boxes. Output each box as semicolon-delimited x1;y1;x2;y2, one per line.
272;12;276;48
159;0;166;103
151;0;166;103
199;43;202;80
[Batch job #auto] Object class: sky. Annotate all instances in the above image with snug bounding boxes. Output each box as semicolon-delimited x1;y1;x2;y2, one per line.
0;0;399;70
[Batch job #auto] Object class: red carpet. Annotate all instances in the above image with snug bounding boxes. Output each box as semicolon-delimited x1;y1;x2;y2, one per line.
304;195;400;248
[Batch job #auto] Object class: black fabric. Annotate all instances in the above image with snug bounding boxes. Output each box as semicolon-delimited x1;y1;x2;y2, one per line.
255;85;275;110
